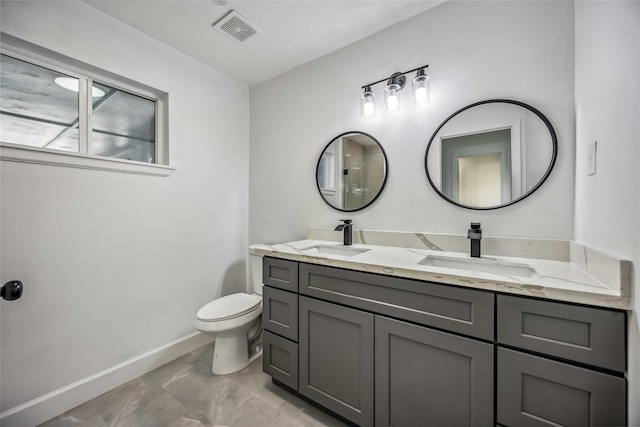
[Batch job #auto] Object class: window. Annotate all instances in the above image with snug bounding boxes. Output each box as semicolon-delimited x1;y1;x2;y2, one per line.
0;35;172;176
89;80;157;163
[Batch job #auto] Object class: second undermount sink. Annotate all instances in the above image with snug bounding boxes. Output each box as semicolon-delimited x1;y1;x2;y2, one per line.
418;255;539;278
302;245;370;257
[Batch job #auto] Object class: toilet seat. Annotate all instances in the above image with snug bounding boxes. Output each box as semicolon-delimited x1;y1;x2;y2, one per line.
197;293;261;322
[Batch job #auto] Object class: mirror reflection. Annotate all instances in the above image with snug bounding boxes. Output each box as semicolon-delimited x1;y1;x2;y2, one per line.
316;131;388;212
425;100;557;210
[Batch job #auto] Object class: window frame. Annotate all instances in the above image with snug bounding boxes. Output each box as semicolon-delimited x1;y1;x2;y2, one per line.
0;33;173;177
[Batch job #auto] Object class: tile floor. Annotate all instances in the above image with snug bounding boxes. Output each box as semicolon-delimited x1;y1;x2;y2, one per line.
38;343;350;427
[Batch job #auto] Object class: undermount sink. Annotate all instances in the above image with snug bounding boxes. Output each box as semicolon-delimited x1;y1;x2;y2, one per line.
302;245;370;257
418;255;538;278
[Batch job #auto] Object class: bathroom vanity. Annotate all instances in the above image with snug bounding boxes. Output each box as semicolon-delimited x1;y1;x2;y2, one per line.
253;237;630;427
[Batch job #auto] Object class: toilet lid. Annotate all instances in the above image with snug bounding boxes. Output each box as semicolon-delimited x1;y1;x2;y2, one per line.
197;293;261;322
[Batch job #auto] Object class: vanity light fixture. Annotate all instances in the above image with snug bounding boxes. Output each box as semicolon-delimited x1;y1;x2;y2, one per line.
360;65;429;117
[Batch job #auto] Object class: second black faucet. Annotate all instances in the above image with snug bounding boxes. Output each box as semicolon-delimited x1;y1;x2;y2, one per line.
467;222;482;258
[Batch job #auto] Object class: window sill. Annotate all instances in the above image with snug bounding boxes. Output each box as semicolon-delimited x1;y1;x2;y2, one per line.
0;144;175;177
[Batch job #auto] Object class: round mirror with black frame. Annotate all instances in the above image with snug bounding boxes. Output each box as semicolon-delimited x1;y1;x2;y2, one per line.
316;131;388;212
424;99;557;210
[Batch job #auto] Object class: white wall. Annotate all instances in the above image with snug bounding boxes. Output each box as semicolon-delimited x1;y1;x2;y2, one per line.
3;0;636;424
250;0;575;245
574;1;640;423
0;0;249;421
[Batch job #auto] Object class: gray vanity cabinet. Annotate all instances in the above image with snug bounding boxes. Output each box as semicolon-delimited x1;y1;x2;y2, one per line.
260;257;627;427
375;316;494;427
299;296;375;427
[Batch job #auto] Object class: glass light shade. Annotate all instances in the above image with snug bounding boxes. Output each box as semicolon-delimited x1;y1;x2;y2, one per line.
413;73;430;104
54;77;105;98
360;87;376;118
385;83;401;111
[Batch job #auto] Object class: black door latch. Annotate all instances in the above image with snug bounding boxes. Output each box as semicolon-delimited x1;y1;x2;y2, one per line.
1;280;23;301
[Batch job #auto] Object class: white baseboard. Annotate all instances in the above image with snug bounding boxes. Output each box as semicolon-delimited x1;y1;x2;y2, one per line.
0;332;214;427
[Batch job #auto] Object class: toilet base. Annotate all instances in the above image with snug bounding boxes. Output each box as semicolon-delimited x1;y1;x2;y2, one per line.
211;335;262;375
212;335;248;375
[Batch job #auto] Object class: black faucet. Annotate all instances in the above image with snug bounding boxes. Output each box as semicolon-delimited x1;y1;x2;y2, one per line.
335;219;353;246
467;222;482;258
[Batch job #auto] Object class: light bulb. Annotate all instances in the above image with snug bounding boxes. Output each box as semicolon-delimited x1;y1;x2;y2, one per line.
412;69;430;104
385;83;401;112
363;100;375;117
415;87;428;103
360;86;376;118
386;93;399;111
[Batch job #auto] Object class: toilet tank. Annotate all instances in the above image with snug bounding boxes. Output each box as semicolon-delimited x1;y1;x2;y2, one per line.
249;253;263;295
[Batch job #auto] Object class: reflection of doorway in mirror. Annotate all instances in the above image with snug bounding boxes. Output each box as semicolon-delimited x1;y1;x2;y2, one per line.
458;153;501;207
441;128;512;206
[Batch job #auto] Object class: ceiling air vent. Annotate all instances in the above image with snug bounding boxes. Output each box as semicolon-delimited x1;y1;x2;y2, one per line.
213;10;262;44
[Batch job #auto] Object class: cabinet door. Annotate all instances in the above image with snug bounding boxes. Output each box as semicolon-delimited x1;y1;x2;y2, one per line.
375;316;494;427
497;348;626;427
299;296;374;427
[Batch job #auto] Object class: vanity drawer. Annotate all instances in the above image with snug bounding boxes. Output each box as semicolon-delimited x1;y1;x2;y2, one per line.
497;295;625;372
263;330;298;391
299;263;494;340
497;348;625;427
263;257;298;292
263;286;298;342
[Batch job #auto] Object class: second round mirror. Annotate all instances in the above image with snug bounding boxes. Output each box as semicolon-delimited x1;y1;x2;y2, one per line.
425;99;557;210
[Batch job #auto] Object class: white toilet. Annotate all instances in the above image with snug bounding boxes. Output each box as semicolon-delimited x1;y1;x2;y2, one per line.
195;254;263;375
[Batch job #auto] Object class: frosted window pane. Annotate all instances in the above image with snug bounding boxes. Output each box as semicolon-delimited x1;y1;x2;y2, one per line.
91;81;156;163
0;54;79;152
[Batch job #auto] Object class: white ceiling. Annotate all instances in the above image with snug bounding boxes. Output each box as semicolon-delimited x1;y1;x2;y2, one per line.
84;0;444;86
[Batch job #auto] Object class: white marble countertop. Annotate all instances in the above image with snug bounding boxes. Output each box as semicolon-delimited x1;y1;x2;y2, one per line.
250;239;631;310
